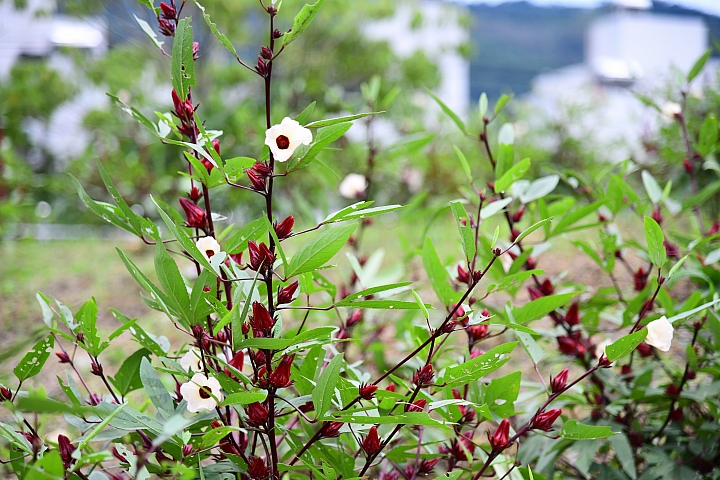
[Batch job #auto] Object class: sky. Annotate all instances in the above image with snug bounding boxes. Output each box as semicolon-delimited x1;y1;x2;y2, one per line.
456;0;720;16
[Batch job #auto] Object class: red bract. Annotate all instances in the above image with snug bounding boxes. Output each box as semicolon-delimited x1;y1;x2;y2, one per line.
179;198;207;229
246;402;269;427
557;336;578;356
56;352;70;363
565;301;580;326
528;285;543;300
468;323;488;341
189;186;202;201
405;398;427;413
269;354;294;389
320;421;344;438
532;408;562;431
251;302;275;332
346;309;363;327
413;364;434;386
159;2;176;19
0;386;11;401
512;206;525;223
551;368;569;394
457;264;470;284
158;18;175;36
277;281;299;305
419;458;440;473
385;382;396;392
274;215;294;240
652;206;663;225
247;456;269;479
540;278;554;295
633;267;647;291
58;434;75;469
359;383;378;400
247;169;267;192
488;418;510;451
229;252;243;265
228;350;244;370
362;426;382;456
248;241;274;271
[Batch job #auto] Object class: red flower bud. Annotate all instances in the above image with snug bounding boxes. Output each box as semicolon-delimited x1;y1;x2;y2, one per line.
470;349;483;359
272;29;283;39
247;169;267;192
405;398;427;413
488;419;510;451
565;301;580;326
385;382;396;392
652;207;662;225
56;352;71;363
252;162;272;177
419;458;440;474
359;383;378;400
664;240;679;259
58;434;76;469
182;444;194;457
274;215;294;240
633;267;647;291
248;241;274;271
512;206;525;223
683;158;694;173
179;197;207;229
260;46;273;60
557;336;578;356
550;369;569;393
192;41;200;60
665;384;680;396
277;281;299;305
251;302;275;332
246;402;269;427
211;139;221;156
158;17;175;36
620;364;633;381
247;456;269;479
635;342;652;357
229;252;243;265
256;56;268;75
669;406;684;422
708;220;720;236
532;408;562;431
362;426;382;456
320;421;344;438
90;361;103;376
413;364;434;386
346;309;363;327
451;303;466;320
0;386;12;402
269;354;294;389
159;2;176;19
468;323;488;341
189;186;202;201
540;278;554;295
456;264;470;284
229;350;244;371
527;285;543;300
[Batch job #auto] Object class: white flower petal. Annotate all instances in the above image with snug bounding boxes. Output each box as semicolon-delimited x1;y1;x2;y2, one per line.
196;236;222;263
180;349;203;373
181;373;224;413
595;339;613;359
645;316;673;352
339;173;368;199
661;102;681;122
264;117;313;163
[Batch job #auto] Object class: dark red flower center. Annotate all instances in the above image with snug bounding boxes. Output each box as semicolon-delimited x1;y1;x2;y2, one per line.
276;135;290;149
199;386;213;399
205;249;215;258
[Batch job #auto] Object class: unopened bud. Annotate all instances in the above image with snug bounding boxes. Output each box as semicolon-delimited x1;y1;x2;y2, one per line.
0;386;12;401
550;368;568;393
272;29;283;39
261;46;273;60
56;352;71;363
159;2;177;20
277;281;299;305
359;383;379;400
182;444;194;457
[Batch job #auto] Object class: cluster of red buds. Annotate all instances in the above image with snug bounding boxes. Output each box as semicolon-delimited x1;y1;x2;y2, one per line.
256;45;273;76
247;456;269;479
247;162;272;192
440;431;476;462
248;241;275;271
158;1;177;36
256;354;294;389
171;89;196;138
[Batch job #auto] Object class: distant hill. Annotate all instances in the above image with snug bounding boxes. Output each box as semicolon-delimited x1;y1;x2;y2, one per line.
468;1;720;100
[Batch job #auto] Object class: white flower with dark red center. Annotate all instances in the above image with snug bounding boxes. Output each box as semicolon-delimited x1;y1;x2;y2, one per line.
339;173;368;199
179;349;203;373
196;236;221;263
645;316;674;352
264;117;313;162
180;373;224;413
661;102;681;122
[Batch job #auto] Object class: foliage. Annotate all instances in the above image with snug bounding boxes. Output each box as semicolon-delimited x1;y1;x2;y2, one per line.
1;2;720;480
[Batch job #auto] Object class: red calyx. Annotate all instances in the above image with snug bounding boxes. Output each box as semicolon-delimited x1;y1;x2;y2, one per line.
58;434;76;469
346;309;363;327
468;323;488;341
457;264;470;284
269;354;295;389
565;301;580;326
179;197;207;229
359;383;379;400
550;368;569;394
405;398;427;413
540;278;554;295
251;302;275;333
56;352;71;363
532;408;562;431
633;267;647;291
228;350;244;371
413;364;434;386
277;281;299;305
320;421;344;438
248;241;274;271
247;456;269;479
362;426;382;456
247;169;267;192
246;402;269;427
159;2;177;20
488;418;510;451
274;215;295;240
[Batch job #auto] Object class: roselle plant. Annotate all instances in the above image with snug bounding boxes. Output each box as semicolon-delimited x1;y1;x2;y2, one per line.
2;2;720;480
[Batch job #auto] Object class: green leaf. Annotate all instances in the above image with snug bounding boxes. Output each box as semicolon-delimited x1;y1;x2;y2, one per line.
551;201;605;236
293;123;352;170
494;94;513;115
513;217;552;245
194;1;240;60
698;114;718;155
323;201;374;223
511;292;579;324
110;349;152;397
172;17;195;99
155;243;192;328
644;216;666;268
71;175;140;236
641;171;663;204
305;112;383;128
440;342;517;388
224;217;268;254
515;330;545;364
412;290;429;320
134;14;164;51
25;450;64;479
15;335;54;382
335;282;412;306
453;146;473;183
117;248;176;320
425;88;466;134
221;392;267;406
76;298;108;357
235;326;336;351
140;358;175;418
609;434;636;479
283;0;326;47
421;237;460;307
286;224;356;277
335;204;406;222
335;299;430;310
495;158;530;193
450;201;476;261
324;412;445;427
313;353;344;419
484;371;520;417
296;102;316;125
687;48;712;82
683;180;720;210
605;330;648;362
97;160;142;236
560;420;614;440
77;403;127;450
151;196;217;274
480;197;513;220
